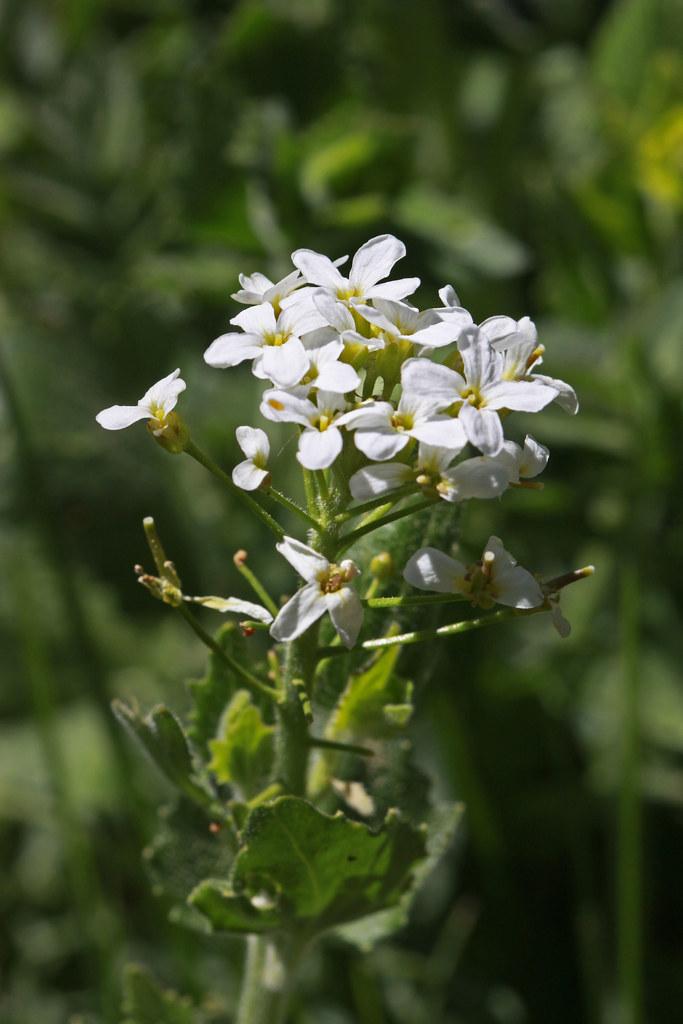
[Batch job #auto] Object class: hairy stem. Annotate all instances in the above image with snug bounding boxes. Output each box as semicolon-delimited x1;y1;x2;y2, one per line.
267;486;321;530
236;936;295;1024
335;497;437;556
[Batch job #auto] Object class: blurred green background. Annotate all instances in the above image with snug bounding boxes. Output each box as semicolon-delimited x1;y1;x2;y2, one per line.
1;0;682;1021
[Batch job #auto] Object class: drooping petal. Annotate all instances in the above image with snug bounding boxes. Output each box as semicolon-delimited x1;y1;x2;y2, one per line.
403;547;467;594
260;337;309;388
326;588;363;648
441;456;512;500
232;460;269;491
192;596;273;623
349;462;413;500
270;582;327;642
493;564;544;609
292;249;347;290
458;404;504;456
349;234;406;291
532;374;579;414
230;302;278;336
484;379;556;413
96;404;152;430
519;435;549;478
204;333;262;368
276;536;328;580
235;425;269;461
297;426;343;469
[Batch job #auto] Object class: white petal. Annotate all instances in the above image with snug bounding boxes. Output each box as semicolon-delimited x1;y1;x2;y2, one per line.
270;583;327;642
141;368;186;414
349;234;406;291
326;588;363;648
276;536;328;580
349;462;413;500
279;301;327;337
364;278;420;301
438;284;460;307
459;327;499;389
338;401;393;431
493;565;544;609
478;315;519;347
235;425;269;460
193;596;273;623
484;380;556;413
403;547;467;594
411;318;469;349
315;361;361;394
260;337;309;388
354;428;409;461
417;443;458;473
312;289;356;331
204;333;261;368
532;374;579;414
260;389;315;426
297;426;343;469
410;417;467;452
519;435;549;478
401;358;463;401
551;601;572;638
442;456;512;500
292;249;347;290
230;302;277;336
96;404;151;430
458;404;504;456
232;460;269;491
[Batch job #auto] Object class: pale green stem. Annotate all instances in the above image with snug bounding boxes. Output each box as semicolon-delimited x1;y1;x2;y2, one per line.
176;603;279;700
234;556;279;618
267;486;321;530
236;936;295;1024
363;593;467;609
335;497;437;556
185;439;284;539
336;483;419;523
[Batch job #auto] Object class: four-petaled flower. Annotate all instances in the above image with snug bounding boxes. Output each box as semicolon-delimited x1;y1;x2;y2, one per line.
341;393;467;461
270;537;363;648
96;369;186;433
404;537;544;610
293;234;419;305
261;388;351;469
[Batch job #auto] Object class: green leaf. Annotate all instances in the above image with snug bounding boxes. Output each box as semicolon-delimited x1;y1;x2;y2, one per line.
335;802;463;951
189;796;426;937
187;623;247;759
326;647;414;741
591;0;657;104
112;700;209;806
208;689;275;798
121;964;196;1024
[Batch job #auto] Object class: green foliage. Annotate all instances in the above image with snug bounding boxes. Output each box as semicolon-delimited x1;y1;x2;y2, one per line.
190;796;426;937
121;964;197;1024
208;689;275;798
113;700;209;807
187;623;248;759
326;647;414;741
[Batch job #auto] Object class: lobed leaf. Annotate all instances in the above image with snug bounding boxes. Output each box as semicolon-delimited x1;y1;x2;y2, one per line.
208;689;275;798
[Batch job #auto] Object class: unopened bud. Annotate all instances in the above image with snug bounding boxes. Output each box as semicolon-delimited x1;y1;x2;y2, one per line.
234;549;248;566
369;551;394;580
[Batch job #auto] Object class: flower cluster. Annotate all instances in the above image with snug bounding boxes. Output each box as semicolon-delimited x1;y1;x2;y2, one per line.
97;234;585;648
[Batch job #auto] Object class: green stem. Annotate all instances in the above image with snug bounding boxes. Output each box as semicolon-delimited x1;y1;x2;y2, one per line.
617;562;642;1024
234;555;279;618
317;606;541;659
185;440;284;539
335;498;437;556
308;737;374;757
267;486;321;530
274;635;316;795
363;593;467;609
236;936;294;1024
336;483;418;523
176;603;279;700
302;467;318;517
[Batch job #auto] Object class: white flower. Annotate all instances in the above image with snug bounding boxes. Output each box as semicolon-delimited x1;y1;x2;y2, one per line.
401;327;557;456
350;297;472;351
348;442;512;503
270;537;363;648
292;234;419;305
96;369;186;432
340;392;467;461
204;300;326;388
404;536;544;610
495;435;549;484
232;426;270;491
298;331;361;394
190;595;273;623
231;269;304;312
260;388;350;469
480;316;579;414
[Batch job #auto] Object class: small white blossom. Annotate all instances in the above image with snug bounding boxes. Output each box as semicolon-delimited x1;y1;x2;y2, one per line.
204;301;326;388
96;369;186;432
341;392;467;461
496;435;549;483
292;234;419;305
351;297;472;351
298;331;361;394
402;327;557;456
260;388;350;469
404;536;544;610
271;537;362;648
232;426;270;491
231;269;304;311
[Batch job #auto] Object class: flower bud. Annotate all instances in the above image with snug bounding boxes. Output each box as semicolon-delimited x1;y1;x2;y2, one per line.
369;551;394;580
